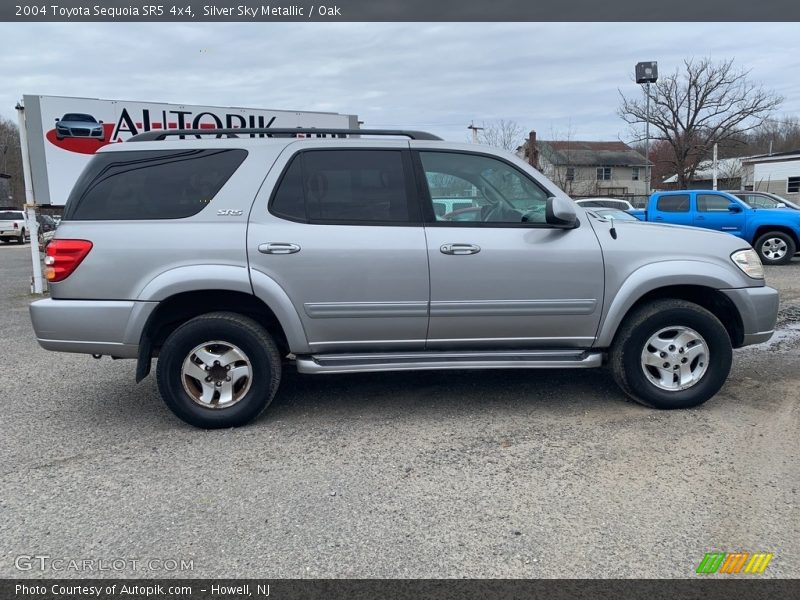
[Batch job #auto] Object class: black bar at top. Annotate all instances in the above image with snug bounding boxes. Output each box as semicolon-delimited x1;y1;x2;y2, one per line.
2;0;799;22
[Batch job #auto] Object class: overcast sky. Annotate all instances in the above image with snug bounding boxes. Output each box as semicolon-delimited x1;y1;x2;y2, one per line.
1;22;799;143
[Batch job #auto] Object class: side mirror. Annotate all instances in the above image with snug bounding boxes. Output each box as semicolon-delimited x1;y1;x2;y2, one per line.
99;120;104;124
54;118;59;122
546;196;578;228
776;202;786;208
728;202;742;213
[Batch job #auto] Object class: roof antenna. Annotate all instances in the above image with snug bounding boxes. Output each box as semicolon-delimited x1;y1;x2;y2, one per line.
608;215;618;239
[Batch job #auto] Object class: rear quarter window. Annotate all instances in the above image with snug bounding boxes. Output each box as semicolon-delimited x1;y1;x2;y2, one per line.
62;149;248;220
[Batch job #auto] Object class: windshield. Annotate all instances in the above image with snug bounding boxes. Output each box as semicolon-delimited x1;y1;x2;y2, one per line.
62;113;96;122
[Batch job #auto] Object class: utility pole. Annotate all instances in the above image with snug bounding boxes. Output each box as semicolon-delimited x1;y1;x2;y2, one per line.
15;101;44;294
468;121;484;144
636;62;658;196
712;143;718;190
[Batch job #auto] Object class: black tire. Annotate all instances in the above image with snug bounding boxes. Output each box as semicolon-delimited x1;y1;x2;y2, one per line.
156;312;282;428
16;229;25;244
609;299;732;409
754;231;796;265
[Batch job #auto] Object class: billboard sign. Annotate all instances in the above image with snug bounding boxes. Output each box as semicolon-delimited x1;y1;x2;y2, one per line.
22;95;359;206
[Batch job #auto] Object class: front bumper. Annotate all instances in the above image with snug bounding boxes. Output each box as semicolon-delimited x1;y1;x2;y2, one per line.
29;298;157;358
721;286;780;347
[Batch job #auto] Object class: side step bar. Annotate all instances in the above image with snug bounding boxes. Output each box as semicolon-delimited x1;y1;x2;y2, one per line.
295;350;603;374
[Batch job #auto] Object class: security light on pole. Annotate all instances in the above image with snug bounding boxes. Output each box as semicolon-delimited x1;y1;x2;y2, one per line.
635;62;658;196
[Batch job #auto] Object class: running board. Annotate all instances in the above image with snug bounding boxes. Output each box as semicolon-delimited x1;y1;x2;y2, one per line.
295;350;603;374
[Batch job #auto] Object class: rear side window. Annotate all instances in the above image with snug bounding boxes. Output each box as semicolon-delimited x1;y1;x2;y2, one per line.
63;149;247;220
656;194;690;213
270;150;416;224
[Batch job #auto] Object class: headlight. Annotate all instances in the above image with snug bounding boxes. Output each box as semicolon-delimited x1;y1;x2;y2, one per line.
731;248;764;279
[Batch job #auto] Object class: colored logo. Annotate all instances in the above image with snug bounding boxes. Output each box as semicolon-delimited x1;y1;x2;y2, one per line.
696;552;774;574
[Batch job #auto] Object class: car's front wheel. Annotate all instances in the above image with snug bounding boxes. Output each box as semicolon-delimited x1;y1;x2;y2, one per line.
156;312;282;428
754;231;796;265
610;299;732;409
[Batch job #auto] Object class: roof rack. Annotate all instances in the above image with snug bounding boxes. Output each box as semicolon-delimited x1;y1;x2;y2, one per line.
127;128;442;142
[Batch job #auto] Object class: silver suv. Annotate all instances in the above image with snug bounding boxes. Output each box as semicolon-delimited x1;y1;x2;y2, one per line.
30;128;780;428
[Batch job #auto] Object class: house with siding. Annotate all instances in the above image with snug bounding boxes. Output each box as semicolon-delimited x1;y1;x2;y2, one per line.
661;157;751;190
742;150;800;198
518;134;650;198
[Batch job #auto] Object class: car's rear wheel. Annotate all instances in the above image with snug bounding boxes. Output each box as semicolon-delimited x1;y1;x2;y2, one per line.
156;312;282;428
16;229;25;244
754;231;795;265
610;299;732;409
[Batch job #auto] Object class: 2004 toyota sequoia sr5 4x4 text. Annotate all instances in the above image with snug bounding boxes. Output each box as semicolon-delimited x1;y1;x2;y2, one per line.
30;128;780;428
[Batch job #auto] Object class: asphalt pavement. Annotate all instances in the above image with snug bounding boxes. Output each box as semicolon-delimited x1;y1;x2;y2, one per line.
1;242;797;578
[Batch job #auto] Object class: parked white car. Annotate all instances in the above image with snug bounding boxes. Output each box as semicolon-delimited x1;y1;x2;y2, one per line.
0;209;28;244
575;198;635;211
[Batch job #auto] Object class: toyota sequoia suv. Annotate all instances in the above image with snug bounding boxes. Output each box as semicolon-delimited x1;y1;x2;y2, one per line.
30;128;779;428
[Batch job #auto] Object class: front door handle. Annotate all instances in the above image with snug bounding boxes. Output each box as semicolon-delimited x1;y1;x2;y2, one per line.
258;242;301;255
440;243;481;255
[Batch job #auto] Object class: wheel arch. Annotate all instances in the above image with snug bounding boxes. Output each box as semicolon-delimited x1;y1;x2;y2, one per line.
596;262;748;350
752;225;799;248
135;287;309;382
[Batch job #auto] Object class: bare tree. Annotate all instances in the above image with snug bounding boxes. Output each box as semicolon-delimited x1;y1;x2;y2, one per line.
0;118;24;206
474;119;525;152
618;58;782;188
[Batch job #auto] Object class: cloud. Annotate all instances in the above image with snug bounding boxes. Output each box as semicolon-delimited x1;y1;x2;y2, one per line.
1;22;798;143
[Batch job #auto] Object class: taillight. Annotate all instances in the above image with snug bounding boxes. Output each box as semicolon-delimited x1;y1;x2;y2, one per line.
13;222;18;229
44;240;93;282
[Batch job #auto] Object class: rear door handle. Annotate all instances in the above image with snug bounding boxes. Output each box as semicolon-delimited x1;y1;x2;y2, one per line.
258;242;301;255
440;243;481;255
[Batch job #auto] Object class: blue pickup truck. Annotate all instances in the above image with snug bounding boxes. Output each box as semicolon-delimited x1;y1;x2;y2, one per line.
630;190;800;265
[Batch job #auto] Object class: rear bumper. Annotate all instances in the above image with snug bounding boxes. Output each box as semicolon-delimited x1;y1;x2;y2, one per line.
29;298;157;358
721;286;779;347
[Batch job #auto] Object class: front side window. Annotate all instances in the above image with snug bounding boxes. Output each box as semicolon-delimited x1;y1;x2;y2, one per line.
656;194;690;213
697;194;734;212
419;151;550;225
270;150;414;224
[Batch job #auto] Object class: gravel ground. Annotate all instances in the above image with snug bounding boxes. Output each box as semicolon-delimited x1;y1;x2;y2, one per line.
0;243;798;579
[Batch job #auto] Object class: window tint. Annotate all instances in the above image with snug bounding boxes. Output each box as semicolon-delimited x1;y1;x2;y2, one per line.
697;194;733;212
270;150;413;224
0;211;24;220
419;152;550;225
656;194;690;213
270;156;305;221
63;149;247;220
